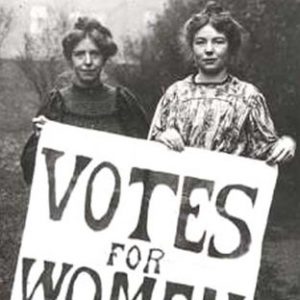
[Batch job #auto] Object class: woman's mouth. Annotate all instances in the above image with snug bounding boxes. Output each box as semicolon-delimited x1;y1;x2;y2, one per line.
203;58;217;64
80;70;97;77
81;69;96;73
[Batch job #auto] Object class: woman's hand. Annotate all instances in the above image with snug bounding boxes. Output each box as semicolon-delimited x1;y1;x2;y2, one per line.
156;128;185;152
266;135;296;165
32;115;49;136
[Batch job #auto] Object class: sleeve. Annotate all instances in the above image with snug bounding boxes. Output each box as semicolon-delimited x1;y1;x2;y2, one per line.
148;85;176;140
245;91;279;160
20;89;63;185
36;89;64;120
117;87;149;139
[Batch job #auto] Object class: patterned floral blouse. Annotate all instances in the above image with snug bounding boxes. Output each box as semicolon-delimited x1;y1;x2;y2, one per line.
148;74;278;160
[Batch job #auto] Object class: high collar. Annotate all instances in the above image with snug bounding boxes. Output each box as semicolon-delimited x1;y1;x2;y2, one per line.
192;73;232;86
71;81;104;93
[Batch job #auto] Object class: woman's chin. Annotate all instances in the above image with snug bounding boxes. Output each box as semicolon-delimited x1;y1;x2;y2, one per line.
74;77;101;87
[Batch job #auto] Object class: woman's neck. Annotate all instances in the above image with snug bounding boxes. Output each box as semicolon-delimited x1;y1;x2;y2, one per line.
72;77;103;89
195;69;228;84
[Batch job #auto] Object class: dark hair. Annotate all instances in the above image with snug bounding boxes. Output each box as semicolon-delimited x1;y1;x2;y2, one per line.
62;17;118;61
182;1;243;56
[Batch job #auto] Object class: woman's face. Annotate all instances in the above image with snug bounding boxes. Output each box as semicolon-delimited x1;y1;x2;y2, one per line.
192;24;229;76
70;37;105;87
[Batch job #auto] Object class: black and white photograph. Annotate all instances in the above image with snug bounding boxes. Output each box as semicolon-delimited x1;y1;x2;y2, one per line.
0;0;299;299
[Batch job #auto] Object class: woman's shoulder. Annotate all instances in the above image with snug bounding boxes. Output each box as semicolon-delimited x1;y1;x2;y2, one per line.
116;85;146;112
116;84;136;100
36;87;65;118
57;85;71;100
230;75;263;97
229;76;268;110
228;76;264;102
43;87;66;108
102;82;118;95
115;84;148;132
162;75;194;96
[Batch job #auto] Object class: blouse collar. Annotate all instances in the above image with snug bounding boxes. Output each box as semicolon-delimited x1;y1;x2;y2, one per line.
72;81;104;93
191;73;232;86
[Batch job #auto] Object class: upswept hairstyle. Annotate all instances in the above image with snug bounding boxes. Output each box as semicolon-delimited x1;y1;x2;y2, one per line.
182;1;244;57
62;17;118;62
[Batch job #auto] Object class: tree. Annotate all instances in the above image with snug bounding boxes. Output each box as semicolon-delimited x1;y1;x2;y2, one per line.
0;7;13;57
109;0;204;117
112;0;300;126
16;9;72;104
111;0;300;215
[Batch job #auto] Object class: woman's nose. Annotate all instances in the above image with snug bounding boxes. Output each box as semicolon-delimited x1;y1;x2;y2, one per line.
84;53;92;65
204;42;214;54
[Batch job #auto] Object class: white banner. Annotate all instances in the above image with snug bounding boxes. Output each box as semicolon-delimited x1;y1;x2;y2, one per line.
11;121;278;300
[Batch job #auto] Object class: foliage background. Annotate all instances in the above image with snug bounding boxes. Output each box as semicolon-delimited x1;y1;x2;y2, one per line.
110;0;300;223
0;0;299;299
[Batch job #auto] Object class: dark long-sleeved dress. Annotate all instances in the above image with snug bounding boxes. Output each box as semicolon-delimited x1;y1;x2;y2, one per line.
21;82;149;184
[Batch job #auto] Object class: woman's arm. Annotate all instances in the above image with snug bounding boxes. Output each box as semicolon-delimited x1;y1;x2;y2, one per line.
148;86;184;151
118;86;149;139
266;135;296;165
247;91;296;164
20;89;64;185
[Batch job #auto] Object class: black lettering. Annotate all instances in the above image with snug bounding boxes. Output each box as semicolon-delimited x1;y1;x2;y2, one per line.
203;288;245;300
22;258;72;300
129;168;179;241
110;272;156;300
203;288;216;300
208;185;257;258
143;248;165;274
175;177;214;252
107;243;125;266
228;293;245;300
85;162;121;231
66;267;102;300
126;246;142;270
163;281;193;300
42;148;91;220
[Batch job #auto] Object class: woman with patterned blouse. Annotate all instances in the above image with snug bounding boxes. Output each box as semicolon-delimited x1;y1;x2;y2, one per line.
148;2;296;164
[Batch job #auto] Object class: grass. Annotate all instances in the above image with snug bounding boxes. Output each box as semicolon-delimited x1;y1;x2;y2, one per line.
0;59;299;300
0;59;36;299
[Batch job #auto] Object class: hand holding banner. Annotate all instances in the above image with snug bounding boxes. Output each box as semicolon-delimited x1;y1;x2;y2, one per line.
11;121;278;300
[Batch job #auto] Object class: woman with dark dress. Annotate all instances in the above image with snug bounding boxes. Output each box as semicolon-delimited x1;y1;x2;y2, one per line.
21;17;148;184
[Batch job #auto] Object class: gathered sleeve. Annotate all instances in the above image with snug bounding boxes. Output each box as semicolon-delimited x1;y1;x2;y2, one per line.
148;85;178;140
20;89;64;185
245;91;279;159
36;89;64;121
117;86;149;139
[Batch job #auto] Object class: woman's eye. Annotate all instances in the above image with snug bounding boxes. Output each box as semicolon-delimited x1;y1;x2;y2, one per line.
214;39;226;44
91;51;100;57
194;39;206;45
73;51;84;57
